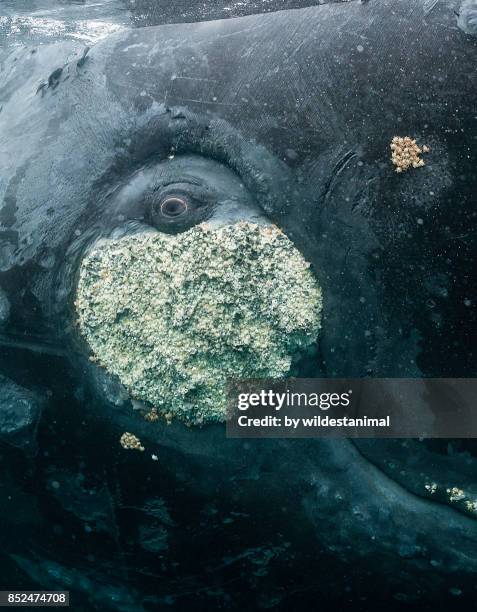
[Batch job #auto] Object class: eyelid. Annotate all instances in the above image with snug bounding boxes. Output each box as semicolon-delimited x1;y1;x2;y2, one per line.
151;177;203;190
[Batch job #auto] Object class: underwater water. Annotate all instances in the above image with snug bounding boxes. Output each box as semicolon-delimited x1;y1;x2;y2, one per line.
0;0;476;610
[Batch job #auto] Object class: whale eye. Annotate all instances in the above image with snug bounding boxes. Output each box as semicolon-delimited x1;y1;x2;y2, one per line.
148;184;213;232
160;196;188;218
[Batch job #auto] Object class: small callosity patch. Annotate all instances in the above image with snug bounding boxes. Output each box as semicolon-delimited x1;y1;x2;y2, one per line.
120;432;145;452
447;487;465;502
390;136;430;173
143;408;159;422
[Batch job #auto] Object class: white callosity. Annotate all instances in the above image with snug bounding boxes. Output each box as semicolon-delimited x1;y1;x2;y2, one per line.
75;222;322;424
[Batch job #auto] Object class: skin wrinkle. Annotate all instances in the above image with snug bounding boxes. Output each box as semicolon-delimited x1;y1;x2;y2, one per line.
302;438;477;571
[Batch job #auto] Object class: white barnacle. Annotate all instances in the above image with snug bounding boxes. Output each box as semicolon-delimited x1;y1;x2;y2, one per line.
390;135;430;173
447;487;465;502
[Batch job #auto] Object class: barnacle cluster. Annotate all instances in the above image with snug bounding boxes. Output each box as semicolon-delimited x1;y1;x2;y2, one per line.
424;482;477;518
76;222;322;425
447;486;465;502
424;482;437;494
143;408;159;422
120;432;145;452
390;136;430;173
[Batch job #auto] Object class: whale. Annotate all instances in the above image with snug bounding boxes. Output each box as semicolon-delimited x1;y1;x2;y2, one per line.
0;0;476;607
